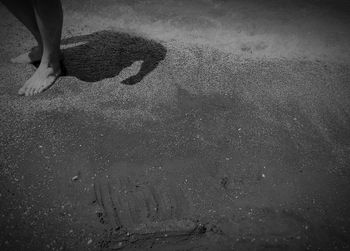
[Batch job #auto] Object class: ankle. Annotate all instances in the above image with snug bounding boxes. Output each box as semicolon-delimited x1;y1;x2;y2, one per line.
40;51;62;68
39;59;61;73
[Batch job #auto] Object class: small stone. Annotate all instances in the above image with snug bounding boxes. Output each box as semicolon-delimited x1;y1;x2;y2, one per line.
262;174;266;178
87;239;92;245
72;176;79;181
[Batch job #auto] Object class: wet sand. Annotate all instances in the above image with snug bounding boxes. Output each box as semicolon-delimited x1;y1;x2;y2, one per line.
1;0;350;250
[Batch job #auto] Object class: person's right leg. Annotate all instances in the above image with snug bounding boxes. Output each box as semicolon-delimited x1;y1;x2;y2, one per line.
18;0;63;96
1;0;43;63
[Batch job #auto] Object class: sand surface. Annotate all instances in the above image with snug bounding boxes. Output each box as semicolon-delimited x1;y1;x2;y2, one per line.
1;0;350;250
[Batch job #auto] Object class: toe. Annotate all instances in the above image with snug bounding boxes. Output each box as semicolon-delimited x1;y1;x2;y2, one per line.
25;87;34;96
31;85;39;95
36;85;46;94
33;86;43;95
18;86;26;95
24;89;30;96
30;87;37;96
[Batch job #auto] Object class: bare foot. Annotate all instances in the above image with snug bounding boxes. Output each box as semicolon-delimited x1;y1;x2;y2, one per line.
11;47;42;64
18;61;62;96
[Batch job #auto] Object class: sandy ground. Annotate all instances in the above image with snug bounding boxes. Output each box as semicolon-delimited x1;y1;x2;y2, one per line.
1;0;350;250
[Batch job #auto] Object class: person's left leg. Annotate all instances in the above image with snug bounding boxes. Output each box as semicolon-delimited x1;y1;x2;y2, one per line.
0;0;43;64
18;0;63;96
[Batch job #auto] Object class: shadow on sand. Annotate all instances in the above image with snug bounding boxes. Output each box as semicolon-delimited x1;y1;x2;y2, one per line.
37;30;167;85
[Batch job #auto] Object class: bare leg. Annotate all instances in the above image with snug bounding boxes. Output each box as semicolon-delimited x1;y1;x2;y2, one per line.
18;0;63;96
1;0;43;63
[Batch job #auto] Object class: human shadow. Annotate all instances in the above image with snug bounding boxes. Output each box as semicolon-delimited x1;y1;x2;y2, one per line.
54;30;166;85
